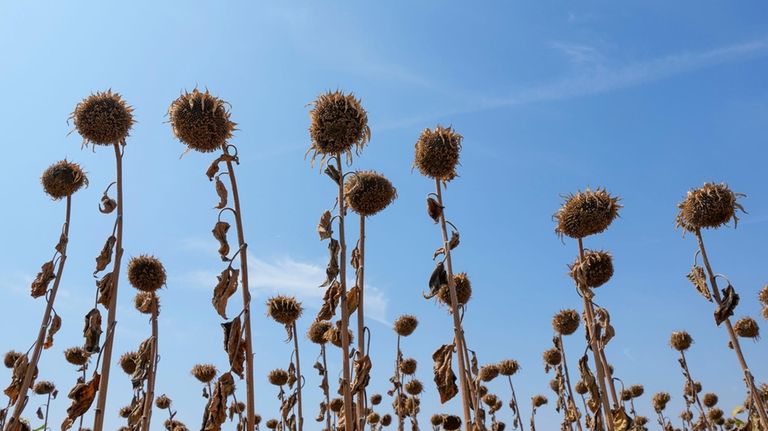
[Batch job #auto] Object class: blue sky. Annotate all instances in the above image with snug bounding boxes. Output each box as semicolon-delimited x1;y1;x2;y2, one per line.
1;1;768;429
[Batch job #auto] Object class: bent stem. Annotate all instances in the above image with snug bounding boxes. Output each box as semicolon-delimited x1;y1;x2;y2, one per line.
141;297;160;431
93;143;125;431
434;179;473;431
292;325;304;431
356;215;366;431
7;196;72;428
224;149;257;431
693;229;768;429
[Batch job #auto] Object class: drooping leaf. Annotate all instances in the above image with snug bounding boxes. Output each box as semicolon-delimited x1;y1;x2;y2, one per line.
31;261;56;298
433;230;460;259
55;231;69;254
432;343;458;403
595;307;615;346
61;373;100;431
95;272;114;309
320;239;340;288
214;177;228;209
94;236;116;275
3;355;30;403
427;197;443;223
317;211;333;241
350;355;372;395
686;265;711;302
424;262;447;299
222;318;246;379
212;267;239;319
346;286;359;316
714;284;740;325
82;308;102;354
131;337;154;388
316;281;341;321
43;314;62;349
212;221;231;261
98;193;117;214
203;372;236;431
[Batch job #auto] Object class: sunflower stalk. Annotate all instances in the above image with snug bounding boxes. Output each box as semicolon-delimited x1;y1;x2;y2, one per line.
140;298;160;431
557;335;583;431
356;215;366;431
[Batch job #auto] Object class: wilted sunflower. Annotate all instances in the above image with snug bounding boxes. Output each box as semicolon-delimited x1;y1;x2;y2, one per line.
759;285;768;307
307;320;332;344
127;255;166;293
574;380;588;395
328;397;344;413
552;309;580;335
438;272;472;306
370;393;382;405
413;126;463;181
4;351;22;368
134;292;159;315
266;295;303;326
32;380;55;395
344;171;397;217
324;321;353;348
555;188;621;239
367;412;380;425
570;250;614;288
64;347;89;366
733;317;760;339
676;183;745;232
268;368;289;386
542;348;562;367
652;392;671;412
442;415;462;431
265;419;278;430
168;89;236;153
532;395;548;408
478;364;500;382
119;405;132;418
393;314;418;337
703;393;718;408
119;351;137;375
430;414;444;426
191;364;217;384
482;394;499;407
498;359;520;376
669;331;693;351
41;160;88;200
307;91;370;164
71;90;134;146
155;394;172;409
405;379;424;396
708;408;724;422
399;358;417;375
380;414;392;427
629;384;644;398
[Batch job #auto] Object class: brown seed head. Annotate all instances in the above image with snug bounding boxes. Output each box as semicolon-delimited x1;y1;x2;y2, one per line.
707;408;724;422
370;393;382;406
41;160;88;200
759;285;768;307
550;379;562;394
381;414;392;427
394;314;419;337
438;272;472;306
266;419;278;430
307;320;332;344
482;394;499;407
308;91;370;162
119;406;132;418
629;384;644;398
430;414;444;426
670;331;693;351
574;380;588;395
733;317;760;339
399;357;417;375
676;183;744;231
64;347;89;366
478;384;488;398
635;416;648;426
405;379;424;396
134;292;159;315
703;393;718;408
168;89;236;153
552;309;580;335
653;392;671;413
33;380;55;395
4;351;22;368
680;410;693;422
344;171;397;217
268;368;289;386
127;255;166;293
119;351;137;375
155;394;172;409
684;381;702;397
555;188;621;239
442;415;462;431
569;250;614;288
542;348;562;367
266;295;303;326
497;359;520;376
191;364;217;383
621;389;632;402
72;90;134;145
413;125;462;181
366;412;380;425
478;364;500;382
532;395;548;408
329;397;344;413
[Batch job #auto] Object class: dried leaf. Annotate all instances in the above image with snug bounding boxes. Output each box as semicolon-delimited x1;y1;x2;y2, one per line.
315;401;327;422
212;267;239;319
317;211;333;241
31;261;56;298
36;407;43;420
595;307;615;346
98;193;117;214
287;362;297;389
424;261;447;299
204;372;236;431
131;338;154;388
61;373;100;431
206;154;238;181
427;197;443;223
94;235;116;274
320;239;340;288
95;272;114;309
44;314;62;349
222;318;245;379
3;355;30;403
351;355;372;395
83;308;102;354
433;230;460;259
715;284;740;325
687;265;711;301
324;164;341;185
432;343;458;403
611;406;632;431
350;243;361;271
212;221;231;261
214;177;228;209
55;231;69;254
317;281;341;321
346;286;359;315
281;393;297;424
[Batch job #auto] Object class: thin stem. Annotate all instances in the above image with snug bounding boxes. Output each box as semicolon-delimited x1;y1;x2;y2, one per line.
596;347;619;408
433;179;473;431
559;335;583;431
577;238;614;431
43;393;51;431
506;376;525;431
395;336;405;431
335;155;355;429
7;196;72;428
356;215;366;431
141;299;160;431
292;325;304;431
693;229;768;430
321;345;332;431
93;143;125;431
679;352;714;431
224;153;257;431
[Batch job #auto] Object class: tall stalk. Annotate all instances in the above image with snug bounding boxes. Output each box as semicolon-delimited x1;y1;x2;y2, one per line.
292;325;304;431
356;216;366;431
140;298;159;431
558;335;583;431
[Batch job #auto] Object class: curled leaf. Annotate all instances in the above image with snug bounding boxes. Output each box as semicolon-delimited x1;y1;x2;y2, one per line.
206;154;238;181
715;284;740;325
203;372;235;431
83;308;102;354
427;197;443;223
31;261;56;298
432;343;458;403
214;177;228;209
351;355;372;395
94;236;116;274
98;194;117;214
212;221;231;261
222;318;246;379
44;314;62;349
317;281;341;321
687;265;712;301
324;164;341;185
55;231;69;255
212;267;239;319
424;261;447;299
320;239;340;288
61;373;100;431
95;272;114;309
346;286;359;316
433;230;460;259
317;211;333;241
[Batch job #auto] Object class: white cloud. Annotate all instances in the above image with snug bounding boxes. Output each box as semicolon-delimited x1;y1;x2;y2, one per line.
550;41;604;65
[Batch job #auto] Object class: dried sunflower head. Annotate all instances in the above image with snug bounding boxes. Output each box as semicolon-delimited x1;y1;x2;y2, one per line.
119;351;137;375
532;395;548;408
413;126;462;181
191;363;217;383
430;414;444;426
267;368;289;386
41;160;88;200
119;405;132;418
680;410;693;422
370;393;382;406
574;380;588;395
32;380;55;395
702;393;718;408
3;351;22;368
266;295;303;326
307;91;370;164
405;379;423;396
265;419;278;430
307;320;332;344
676;183;745;232
64;347;89;366
399;358;417;375
344;171;397;217
759;285;768;307
652;392;671;412
438;272;472;306
542;348;562;367
482;393;499;407
380;414;392;427
134;292;159;315
684;380;702;397
555;188;621;239
329;397;344;413
71;90;134;146
366;412;380;425
442;415;462;431
393;315;418;337
127;255;166;293
569;250;614;288
629;384;644;398
670;331;693;351
733;317;759;339
497;359;520;376
552;309;580;335
168;89;236;153
478;364;500;382
155;394;172;409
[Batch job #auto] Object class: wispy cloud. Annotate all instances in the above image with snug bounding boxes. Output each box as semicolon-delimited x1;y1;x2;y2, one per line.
550;41;604;65
382;38;768;129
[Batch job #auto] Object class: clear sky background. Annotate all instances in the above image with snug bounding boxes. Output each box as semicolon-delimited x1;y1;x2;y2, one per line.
1;1;767;430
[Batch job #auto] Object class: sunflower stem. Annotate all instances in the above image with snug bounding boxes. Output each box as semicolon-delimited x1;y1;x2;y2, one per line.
292;324;304;431
321;344;332;431
558;335;583;431
140;299;160;431
356;215;366;431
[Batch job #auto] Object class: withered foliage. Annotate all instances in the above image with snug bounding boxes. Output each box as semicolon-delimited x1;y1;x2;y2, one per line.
83;308;103;354
222;317;246;379
3;355;32;403
43;314;62;349
351;355;372;395
317;281;342;322
427;197;443;224
95;272;114;308
433;230;460;260
206;154;238;181
317;211;333;241
31;260;56;298
320;239;340;288
432;344;458;404
212;221;231;260
94;235;116;274
61;373;100;431
714;285;739;326
130;337;154;388
214;177;228;210
687;265;712;301
424;262;448;300
203;372;236;431
212;267;239;319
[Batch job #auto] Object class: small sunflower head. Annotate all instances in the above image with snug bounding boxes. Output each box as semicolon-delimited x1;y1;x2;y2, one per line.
155;394;172;409
532;395;548;408
570;250;614;288
498;359;520;376
399;358;417;375
703;393;718;408
413;126;463;181
344;171;397;217
119;351;137;375
684;381;702;397
405;379;424;396
329;398;344;413
41;160;88;200
308;91;370;163
430;414;444;426
555;188;621;239
733;317;760;339
268;369;289;386
33;380;56;395
629;384;644;398
168;89;236;153
266;419;278;430
307;320;332;344
542;348;562;367
191;364;217;383
758;285;768;307
707;408;724;423
478;364;500;382
680;410;693;422
3;351;22;368
574;380;588;395
134;292;159;315
670;331;693;351
127;255;166;293
380;414;392;427
71;90;134;146
552;309;580;335
366;412;380;425
370;393;382;406
482;394;499;408
266;295;303;326
653;392;671;412
438;272;472;306
64;347;89;366
393;315;419;337
442;415;462;431
676;183;745;231
119;406;132;418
